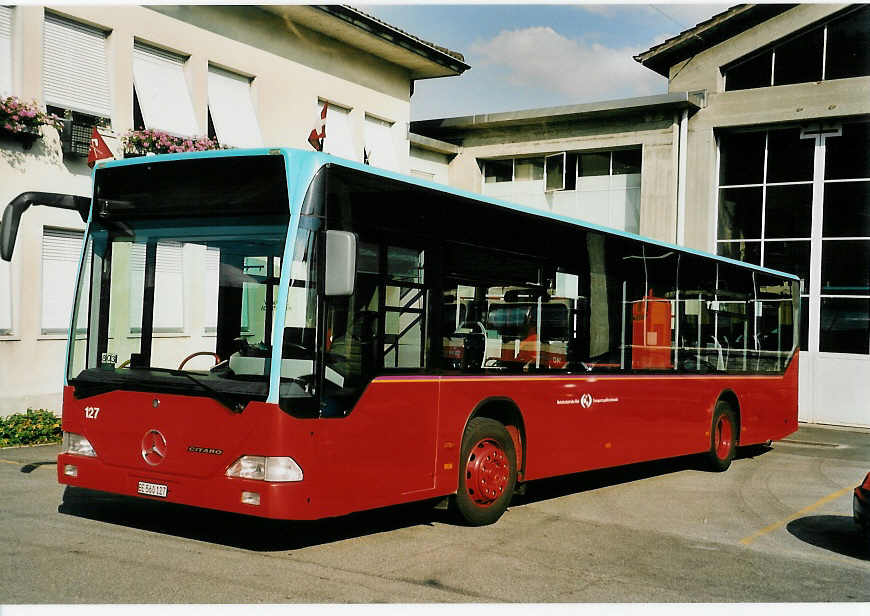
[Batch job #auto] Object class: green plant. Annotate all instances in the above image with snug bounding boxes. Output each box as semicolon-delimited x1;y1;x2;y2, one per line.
122;128;227;156
0;96;64;135
0;409;62;447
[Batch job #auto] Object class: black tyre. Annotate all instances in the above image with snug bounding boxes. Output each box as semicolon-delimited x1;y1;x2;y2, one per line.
451;417;517;526
703;400;738;472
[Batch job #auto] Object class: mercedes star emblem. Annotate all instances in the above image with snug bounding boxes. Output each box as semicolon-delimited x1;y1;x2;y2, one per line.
141;429;168;466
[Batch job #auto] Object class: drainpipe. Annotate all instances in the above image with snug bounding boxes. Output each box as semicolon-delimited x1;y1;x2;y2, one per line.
676;109;689;246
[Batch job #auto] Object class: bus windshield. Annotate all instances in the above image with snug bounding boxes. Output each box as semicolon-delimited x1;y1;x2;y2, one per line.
66;154;303;407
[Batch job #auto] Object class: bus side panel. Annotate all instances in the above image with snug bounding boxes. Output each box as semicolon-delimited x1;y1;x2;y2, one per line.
311;380;440;517
736;354;799;446
433;375;708;484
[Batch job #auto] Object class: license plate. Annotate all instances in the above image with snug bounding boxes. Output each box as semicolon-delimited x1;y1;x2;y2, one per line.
137;481;168;498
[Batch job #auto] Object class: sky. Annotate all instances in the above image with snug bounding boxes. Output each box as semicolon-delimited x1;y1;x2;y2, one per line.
358;3;730;120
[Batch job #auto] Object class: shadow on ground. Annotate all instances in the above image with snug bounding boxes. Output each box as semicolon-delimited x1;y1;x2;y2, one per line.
787;515;870;561
57;445;772;551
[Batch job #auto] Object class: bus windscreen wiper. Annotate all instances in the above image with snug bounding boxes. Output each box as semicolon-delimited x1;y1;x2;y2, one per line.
130;366;246;414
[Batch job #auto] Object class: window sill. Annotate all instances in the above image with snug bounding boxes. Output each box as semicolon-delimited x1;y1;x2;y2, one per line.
127;332;190;339
0;335;22;341
38;334;69;341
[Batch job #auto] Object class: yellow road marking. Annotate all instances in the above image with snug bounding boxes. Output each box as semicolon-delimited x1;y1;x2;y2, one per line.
739;486;853;545
0;458;20;466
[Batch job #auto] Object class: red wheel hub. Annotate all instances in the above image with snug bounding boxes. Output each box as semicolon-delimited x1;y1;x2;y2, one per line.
465;438;510;507
714;415;734;460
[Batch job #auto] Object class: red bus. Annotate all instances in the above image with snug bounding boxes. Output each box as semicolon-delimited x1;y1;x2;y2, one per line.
1;149;800;526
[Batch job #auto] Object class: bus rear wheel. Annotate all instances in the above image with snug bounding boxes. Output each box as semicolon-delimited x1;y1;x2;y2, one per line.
451;417;517;526
704;400;738;472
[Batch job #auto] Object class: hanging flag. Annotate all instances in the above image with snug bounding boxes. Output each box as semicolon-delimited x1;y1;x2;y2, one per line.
87;126;113;168
308;102;327;151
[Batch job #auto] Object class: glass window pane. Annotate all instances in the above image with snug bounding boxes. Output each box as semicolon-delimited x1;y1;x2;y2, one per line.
825;5;870;81
484;159;512;183
766;128;815;183
718;187;762;240
387;246;423;284
821;239;870;295
579;152;610;177
764;184;813;238
763;240;810;286
725;50;772;91
825;122;870;181
612;149;641;175
546;153;565;191
719;132;765;185
514;157;544;181
773;28;823;86
823;181;870;237
717;241;761;266
819;297;870;354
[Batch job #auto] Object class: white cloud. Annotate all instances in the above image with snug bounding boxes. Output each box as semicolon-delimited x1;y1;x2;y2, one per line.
470;26;666;102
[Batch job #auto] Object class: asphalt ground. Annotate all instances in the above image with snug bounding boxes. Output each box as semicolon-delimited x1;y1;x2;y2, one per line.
0;423;868;604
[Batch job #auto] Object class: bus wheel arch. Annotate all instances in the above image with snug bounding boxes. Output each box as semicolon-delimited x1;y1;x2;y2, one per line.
464;397;526;481
704;391;740;472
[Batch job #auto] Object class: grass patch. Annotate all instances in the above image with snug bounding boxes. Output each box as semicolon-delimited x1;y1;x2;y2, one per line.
0;409;62;447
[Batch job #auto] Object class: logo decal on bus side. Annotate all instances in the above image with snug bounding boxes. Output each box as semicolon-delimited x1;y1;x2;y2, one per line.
556;394;620;408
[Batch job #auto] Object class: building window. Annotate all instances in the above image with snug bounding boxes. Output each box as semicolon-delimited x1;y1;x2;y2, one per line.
129;241;185;333
0;258;12;335
42;228;86;335
364;114;399;172
42;13;112;119
132;42;198;136
207;66;262;148
717;122;870;355
319;100;357;161
724;5;870;91
0;6;12;98
481;148;641;233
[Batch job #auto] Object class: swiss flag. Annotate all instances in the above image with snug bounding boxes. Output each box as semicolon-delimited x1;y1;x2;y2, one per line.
308;102;327;151
87;127;113;168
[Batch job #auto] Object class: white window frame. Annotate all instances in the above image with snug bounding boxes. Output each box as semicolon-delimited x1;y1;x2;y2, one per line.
129;241;186;334
0;257;13;336
545;152;566;192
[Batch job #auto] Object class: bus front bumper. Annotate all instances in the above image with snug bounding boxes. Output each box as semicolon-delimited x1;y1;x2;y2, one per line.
57;452;316;520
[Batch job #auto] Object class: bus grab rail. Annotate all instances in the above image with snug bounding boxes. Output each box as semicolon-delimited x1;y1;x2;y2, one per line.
1;192;91;261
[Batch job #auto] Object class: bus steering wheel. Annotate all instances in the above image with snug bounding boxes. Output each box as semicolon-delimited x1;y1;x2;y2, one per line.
178;352;221;371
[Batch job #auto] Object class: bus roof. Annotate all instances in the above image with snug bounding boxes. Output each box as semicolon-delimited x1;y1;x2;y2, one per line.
95;148;800;282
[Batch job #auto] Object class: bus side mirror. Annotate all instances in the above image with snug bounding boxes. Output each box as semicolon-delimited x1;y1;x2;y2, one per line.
324;230;357;296
1;192;91;261
0;202;21;262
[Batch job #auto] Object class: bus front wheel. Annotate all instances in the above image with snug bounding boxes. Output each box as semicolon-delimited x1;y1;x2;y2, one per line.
704;401;738;472
451;417;517;526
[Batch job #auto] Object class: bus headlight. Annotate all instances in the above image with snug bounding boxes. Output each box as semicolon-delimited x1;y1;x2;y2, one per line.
225;456;303;482
61;432;96;457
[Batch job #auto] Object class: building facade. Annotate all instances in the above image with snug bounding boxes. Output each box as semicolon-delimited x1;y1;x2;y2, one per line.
0;4;466;415
411;4;870;427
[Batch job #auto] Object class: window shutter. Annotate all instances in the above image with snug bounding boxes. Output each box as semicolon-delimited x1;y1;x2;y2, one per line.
207;66;262;148
364;115;399;172
42;229;84;334
129;241;185;332
204;247;220;332
321;102;358;161
0;6;12;97
132;42;199;136
42;13;111;117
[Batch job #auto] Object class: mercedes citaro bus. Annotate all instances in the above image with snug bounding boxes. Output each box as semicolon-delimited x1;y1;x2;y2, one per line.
0;148;799;526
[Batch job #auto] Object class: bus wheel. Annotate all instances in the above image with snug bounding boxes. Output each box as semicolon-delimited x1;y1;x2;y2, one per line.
451;417;517;526
704;401;738;472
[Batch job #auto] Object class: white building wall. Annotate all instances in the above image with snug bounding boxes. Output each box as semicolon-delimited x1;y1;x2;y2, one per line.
0;4;421;415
